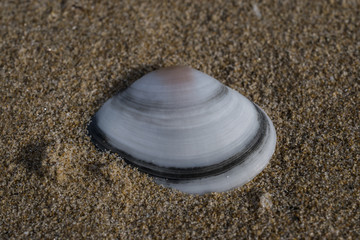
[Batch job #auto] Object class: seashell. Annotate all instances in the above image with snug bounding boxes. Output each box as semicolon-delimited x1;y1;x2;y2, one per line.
88;66;276;194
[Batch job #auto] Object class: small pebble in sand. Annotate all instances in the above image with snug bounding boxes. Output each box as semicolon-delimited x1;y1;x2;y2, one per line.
260;192;273;210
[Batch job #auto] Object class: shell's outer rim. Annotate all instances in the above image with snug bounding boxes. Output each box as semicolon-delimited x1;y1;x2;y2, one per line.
156;110;276;194
87;103;270;181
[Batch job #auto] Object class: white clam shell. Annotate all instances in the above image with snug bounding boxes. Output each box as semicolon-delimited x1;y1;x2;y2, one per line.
88;66;276;194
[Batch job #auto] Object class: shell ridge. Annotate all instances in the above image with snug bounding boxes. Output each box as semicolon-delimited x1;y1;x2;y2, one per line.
87;104;269;181
118;85;228;111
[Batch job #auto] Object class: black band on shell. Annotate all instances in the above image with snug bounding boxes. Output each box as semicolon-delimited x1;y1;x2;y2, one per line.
87;104;269;181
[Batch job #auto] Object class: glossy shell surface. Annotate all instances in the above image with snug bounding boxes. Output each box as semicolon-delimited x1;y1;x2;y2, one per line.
88;66;276;194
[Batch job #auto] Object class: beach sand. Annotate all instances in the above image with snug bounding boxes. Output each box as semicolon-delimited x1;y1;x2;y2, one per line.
1;0;359;238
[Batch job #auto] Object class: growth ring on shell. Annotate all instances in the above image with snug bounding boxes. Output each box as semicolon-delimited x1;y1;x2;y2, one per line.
88;66;276;194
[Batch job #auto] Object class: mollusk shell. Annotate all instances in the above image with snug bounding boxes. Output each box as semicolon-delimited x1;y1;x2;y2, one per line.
88;66;276;194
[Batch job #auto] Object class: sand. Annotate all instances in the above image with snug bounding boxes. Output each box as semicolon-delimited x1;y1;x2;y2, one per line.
0;0;359;239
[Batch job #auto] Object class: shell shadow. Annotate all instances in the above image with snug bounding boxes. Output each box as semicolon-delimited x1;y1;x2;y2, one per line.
15;139;48;177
